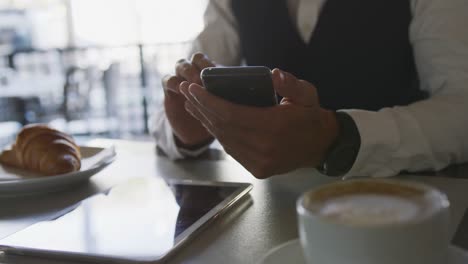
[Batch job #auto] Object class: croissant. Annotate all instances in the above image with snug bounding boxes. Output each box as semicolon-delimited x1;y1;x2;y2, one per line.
0;124;81;176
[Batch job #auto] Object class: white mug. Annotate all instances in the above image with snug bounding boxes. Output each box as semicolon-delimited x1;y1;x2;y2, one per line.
297;179;450;264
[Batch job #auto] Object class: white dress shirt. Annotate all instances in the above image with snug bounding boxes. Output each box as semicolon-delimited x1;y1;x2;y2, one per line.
151;0;468;177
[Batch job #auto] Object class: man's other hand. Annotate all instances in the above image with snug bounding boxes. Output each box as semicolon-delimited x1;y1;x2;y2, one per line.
179;68;340;178
163;53;215;148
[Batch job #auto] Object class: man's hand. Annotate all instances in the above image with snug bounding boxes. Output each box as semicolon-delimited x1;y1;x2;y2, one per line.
163;53;215;148
179;69;339;178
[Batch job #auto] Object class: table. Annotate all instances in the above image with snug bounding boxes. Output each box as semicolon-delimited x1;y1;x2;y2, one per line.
1;139;468;264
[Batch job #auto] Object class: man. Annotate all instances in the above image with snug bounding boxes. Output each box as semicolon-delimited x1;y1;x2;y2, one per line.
152;0;468;178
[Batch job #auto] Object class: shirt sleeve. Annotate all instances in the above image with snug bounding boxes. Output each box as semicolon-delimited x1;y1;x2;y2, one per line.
150;107;184;160
191;0;242;66
343;0;468;177
151;0;241;159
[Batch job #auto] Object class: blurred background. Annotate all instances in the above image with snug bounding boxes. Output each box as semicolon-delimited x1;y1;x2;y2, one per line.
0;0;208;145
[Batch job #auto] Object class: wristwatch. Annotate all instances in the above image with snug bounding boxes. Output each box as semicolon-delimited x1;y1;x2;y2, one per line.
318;112;361;177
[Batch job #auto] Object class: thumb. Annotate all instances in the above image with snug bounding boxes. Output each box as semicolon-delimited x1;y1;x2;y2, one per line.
272;69;318;106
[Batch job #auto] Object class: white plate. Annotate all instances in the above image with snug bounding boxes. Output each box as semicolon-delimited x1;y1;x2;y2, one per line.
258;239;468;264
0;146;116;197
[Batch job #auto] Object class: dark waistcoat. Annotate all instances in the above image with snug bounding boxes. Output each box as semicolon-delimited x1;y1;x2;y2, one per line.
231;0;425;110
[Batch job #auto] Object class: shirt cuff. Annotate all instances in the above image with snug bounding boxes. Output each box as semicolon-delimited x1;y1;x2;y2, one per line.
341;109;401;178
150;108;184;160
150;108;211;160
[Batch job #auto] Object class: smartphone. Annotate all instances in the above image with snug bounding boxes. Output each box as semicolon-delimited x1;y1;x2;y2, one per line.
200;66;278;107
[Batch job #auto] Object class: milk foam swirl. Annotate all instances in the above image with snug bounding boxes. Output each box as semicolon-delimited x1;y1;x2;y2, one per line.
318;194;423;225
302;180;440;226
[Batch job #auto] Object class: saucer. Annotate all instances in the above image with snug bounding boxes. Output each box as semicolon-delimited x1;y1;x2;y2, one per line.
258;239;468;264
0;146;116;196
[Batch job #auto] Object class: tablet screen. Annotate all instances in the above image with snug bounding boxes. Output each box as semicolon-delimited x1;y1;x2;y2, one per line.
0;178;252;263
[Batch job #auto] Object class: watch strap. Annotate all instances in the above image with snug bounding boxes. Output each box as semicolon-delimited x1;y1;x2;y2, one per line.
318;112;361;177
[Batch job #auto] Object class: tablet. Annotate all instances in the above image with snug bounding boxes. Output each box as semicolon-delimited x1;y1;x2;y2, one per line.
0;178;252;263
453;209;468;251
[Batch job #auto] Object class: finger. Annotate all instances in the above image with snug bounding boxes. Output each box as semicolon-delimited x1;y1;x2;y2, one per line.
185;94;270;175
184;99;235;141
185;100;255;157
297;79;320;106
271;68;283;94
179;81;191;99
279;97;293;105
184;100;216;134
191;53;215;71
188;103;261;152
183;83;266;152
187;83;270;128
272;69;317;106
183;83;224;123
162;75;184;94
180;81;212;121
175;59;202;84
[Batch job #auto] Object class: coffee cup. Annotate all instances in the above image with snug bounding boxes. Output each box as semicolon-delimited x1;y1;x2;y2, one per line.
297;179;450;264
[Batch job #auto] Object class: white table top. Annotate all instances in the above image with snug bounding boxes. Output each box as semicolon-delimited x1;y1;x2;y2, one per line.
1;139;468;264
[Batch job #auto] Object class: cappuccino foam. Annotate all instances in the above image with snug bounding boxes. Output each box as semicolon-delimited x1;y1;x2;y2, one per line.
302;180;438;226
318;194;423;225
